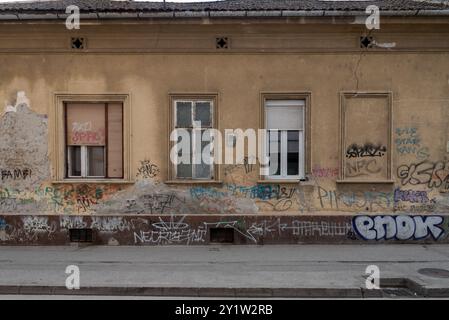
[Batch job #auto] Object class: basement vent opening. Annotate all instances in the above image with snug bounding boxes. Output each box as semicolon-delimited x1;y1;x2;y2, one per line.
71;37;86;50
360;36;373;49
210;228;234;243
216;37;229;49
69;228;93;243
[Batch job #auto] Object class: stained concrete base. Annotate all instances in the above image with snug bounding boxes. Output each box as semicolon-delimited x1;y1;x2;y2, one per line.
1;245;449;298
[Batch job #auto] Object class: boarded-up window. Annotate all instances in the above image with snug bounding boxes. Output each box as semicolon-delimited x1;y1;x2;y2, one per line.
340;93;392;182
65;102;123;179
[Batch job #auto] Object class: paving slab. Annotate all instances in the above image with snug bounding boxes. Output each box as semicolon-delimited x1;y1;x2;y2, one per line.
0;245;449;297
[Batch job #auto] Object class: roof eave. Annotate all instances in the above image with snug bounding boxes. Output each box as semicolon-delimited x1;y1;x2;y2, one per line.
1;9;449;21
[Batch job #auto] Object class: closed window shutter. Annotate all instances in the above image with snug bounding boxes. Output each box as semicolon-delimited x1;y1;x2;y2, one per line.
266;100;304;130
66;103;106;146
107;103;123;178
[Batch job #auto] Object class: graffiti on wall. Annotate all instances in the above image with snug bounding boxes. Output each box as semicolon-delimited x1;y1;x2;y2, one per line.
346;143;387;159
311;166;339;178
133;216;208;245
345;159;382;177
395;127;429;160
94;180;259;215
352;215;445;241
397;160;449;189
317;186;393;211
0;184;121;214
136;160;160;180
1;214;446;245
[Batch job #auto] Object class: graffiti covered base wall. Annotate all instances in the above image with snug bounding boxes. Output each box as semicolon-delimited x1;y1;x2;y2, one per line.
0;214;447;245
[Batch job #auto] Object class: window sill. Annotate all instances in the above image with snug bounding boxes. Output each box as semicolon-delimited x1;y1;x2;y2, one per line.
258;179;303;185
165;180;223;185
336;180;395;184
52;179;135;185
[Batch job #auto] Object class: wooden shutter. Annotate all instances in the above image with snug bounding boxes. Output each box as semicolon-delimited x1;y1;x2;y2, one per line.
107;103;123;178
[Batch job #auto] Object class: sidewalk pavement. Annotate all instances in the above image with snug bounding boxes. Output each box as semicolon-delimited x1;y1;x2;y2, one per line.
1;244;449;298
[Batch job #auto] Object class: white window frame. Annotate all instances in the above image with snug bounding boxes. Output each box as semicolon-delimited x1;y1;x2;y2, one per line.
173;99;214;180
265;100;305;180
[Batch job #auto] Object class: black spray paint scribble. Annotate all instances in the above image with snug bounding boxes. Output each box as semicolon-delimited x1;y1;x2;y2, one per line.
346;143;387;159
136;160;160;179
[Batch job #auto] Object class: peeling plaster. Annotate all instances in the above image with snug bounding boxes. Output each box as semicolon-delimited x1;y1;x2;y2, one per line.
0;92;49;189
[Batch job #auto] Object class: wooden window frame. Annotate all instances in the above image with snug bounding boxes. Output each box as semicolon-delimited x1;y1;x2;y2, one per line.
167;93;219;183
338;91;394;184
259;92;311;183
53;93;132;184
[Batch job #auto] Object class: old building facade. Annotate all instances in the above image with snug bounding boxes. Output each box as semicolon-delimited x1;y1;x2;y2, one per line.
0;0;449;245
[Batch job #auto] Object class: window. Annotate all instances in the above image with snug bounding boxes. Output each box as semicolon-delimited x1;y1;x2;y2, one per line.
170;95;217;181
64;102;123;179
54;94;131;182
265;99;305;180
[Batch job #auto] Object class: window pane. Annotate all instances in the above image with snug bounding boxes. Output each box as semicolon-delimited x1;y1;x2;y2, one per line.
66;103;106;146
269;130;281;176
107;103;123;178
287;131;300;176
195;164;211;179
177;164;192;178
176;102;192;127
87;146;105;177
176;130;192;179
68;146;82;177
194;130;212;179
195;102;212;127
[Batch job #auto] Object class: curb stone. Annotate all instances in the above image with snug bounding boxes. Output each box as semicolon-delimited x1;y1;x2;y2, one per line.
1;285;447;298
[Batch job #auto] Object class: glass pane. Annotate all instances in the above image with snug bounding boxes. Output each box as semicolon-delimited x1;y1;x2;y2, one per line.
177;164;192;178
176;102;192;127
269;130;281;176
194;130;212;179
87;146;105;177
195;164;211;179
195;102;211;127
177;130;192;179
287;131;300;176
68;146;82;177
